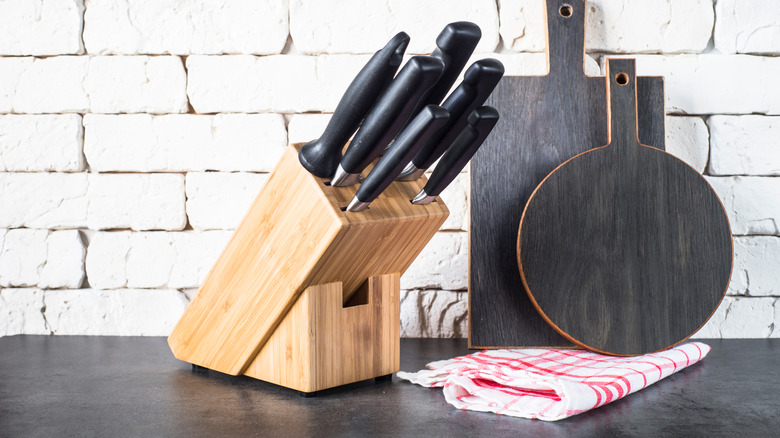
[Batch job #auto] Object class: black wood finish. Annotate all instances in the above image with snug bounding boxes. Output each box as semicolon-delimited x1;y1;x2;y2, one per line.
2;336;779;437
518;59;732;356
469;0;666;348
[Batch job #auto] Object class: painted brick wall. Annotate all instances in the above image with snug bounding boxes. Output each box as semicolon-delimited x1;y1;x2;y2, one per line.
1;0;778;339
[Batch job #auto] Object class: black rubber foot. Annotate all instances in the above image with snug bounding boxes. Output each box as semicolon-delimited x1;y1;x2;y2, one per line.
299;391;318;398
191;364;206;371
375;374;392;382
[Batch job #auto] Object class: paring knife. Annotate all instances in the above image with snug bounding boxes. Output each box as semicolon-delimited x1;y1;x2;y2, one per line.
330;56;445;187
346;105;450;212
413;106;499;205
397;58;504;181
408;21;481;116
298;32;410;178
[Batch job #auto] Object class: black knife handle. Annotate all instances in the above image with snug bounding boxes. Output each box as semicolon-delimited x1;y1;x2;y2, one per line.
356;106;450;204
298;32;410;178
340;56;444;175
410;21;481;116
411;58;504;172
423;106;499;198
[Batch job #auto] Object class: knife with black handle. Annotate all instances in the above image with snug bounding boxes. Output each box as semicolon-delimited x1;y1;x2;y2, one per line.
408;21;481;116
346;105;450;212
298;32;410;178
330;56;445;186
412;106;499;205
398;58;504;181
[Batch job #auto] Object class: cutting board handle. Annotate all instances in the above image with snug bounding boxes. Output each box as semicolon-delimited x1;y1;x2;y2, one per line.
605;58;641;149
546;0;586;77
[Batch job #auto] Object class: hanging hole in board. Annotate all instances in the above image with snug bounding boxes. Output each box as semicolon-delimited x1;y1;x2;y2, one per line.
615;73;629;86
559;4;573;17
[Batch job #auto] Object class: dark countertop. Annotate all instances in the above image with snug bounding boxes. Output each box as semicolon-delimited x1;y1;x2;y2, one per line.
0;336;777;437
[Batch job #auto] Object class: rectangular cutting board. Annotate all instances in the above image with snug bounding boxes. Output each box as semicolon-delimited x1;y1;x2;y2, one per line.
469;0;667;349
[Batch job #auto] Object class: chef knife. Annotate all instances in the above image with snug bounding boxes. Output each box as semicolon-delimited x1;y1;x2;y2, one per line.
330;56;445;186
397;58;504;181
408;21;481;116
298;32;410;178
412;106;499;205
346;105;450;212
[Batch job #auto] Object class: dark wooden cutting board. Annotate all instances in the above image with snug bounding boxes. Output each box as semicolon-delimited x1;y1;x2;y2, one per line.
469;0;666;348
517;59;732;355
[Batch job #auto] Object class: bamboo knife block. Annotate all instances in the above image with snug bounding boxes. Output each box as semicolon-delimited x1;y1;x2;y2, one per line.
168;143;449;393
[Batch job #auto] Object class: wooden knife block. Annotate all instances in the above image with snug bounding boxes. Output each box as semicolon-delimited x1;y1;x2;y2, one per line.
168;143;448;394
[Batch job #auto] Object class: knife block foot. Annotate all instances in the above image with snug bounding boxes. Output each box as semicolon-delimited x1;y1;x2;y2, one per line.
168;143;448;392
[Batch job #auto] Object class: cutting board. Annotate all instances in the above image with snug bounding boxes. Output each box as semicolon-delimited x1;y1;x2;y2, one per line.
469;0;666;348
518;59;732;355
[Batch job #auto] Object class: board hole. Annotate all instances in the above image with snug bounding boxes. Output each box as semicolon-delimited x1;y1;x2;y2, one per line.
559;4;573;17
615;73;629;86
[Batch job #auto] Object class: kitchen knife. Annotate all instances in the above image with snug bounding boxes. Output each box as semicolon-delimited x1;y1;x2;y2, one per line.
412;106;499;205
330;56;445;186
408;21;481;116
298;32;410;178
347;105;450;212
398;58;504;181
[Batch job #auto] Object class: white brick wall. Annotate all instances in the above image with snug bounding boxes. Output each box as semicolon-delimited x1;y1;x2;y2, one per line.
0;0;778;339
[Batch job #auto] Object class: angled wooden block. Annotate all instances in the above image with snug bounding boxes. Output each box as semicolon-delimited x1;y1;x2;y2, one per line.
168;143;448;383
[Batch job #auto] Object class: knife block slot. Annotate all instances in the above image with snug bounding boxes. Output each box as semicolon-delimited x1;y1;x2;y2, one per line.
168;143;448;393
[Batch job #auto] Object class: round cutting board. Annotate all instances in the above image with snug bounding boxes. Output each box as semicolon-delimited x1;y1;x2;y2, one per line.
517;59;733;356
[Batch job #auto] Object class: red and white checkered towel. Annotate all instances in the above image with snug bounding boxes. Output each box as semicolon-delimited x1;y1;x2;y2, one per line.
397;342;709;421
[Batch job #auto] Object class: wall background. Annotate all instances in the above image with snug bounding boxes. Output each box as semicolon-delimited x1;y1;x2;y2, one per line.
0;0;778;339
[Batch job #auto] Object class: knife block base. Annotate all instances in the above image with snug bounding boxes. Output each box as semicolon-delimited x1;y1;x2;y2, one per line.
168;143;448;392
244;273;399;393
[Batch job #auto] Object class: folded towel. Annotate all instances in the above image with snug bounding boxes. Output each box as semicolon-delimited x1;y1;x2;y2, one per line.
397;342;709;421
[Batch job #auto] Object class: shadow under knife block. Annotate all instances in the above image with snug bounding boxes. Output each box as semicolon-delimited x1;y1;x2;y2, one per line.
469;0;667;349
168;143;448;394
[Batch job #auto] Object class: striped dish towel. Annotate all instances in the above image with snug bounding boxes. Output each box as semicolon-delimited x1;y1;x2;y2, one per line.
397;342;709;421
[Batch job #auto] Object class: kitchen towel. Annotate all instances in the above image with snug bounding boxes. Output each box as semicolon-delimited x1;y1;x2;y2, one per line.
397;342;709;421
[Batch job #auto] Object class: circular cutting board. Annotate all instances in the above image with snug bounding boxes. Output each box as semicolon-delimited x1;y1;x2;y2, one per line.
517;59;733;356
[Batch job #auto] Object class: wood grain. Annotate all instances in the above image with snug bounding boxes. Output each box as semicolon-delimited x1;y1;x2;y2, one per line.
245;274;400;393
518;59;732;355
168;143;447;376
469;0;666;348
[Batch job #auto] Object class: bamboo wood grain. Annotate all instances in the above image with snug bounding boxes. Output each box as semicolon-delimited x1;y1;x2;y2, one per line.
517;59;732;356
469;0;667;349
168;144;448;376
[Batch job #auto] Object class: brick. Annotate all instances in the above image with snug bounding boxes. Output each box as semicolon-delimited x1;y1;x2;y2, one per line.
605;55;780;115
84;114;286;172
402;232;467;291
0;115;84;172
709;116;780;176
693;296;776;339
290;0;499;54
83;0;287;55
13;56;90;113
499;0;712;54
185;173;268;230
665;116;708;173
0;58;33;113
43;289;188;336
400;290;467;338
715;0;780;55
0;288;49;336
706;176;780;236
0;229;84;289
86;174;186;231
0;0;84;56
0;173;88;229
729;237;780;297
86;231;231;289
287;114;333;145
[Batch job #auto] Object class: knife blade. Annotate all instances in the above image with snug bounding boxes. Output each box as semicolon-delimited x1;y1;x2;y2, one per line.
412;106;499;205
298;32;410;178
408;21;481;116
330;56;445;187
346;105;450;212
397;58;504;181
